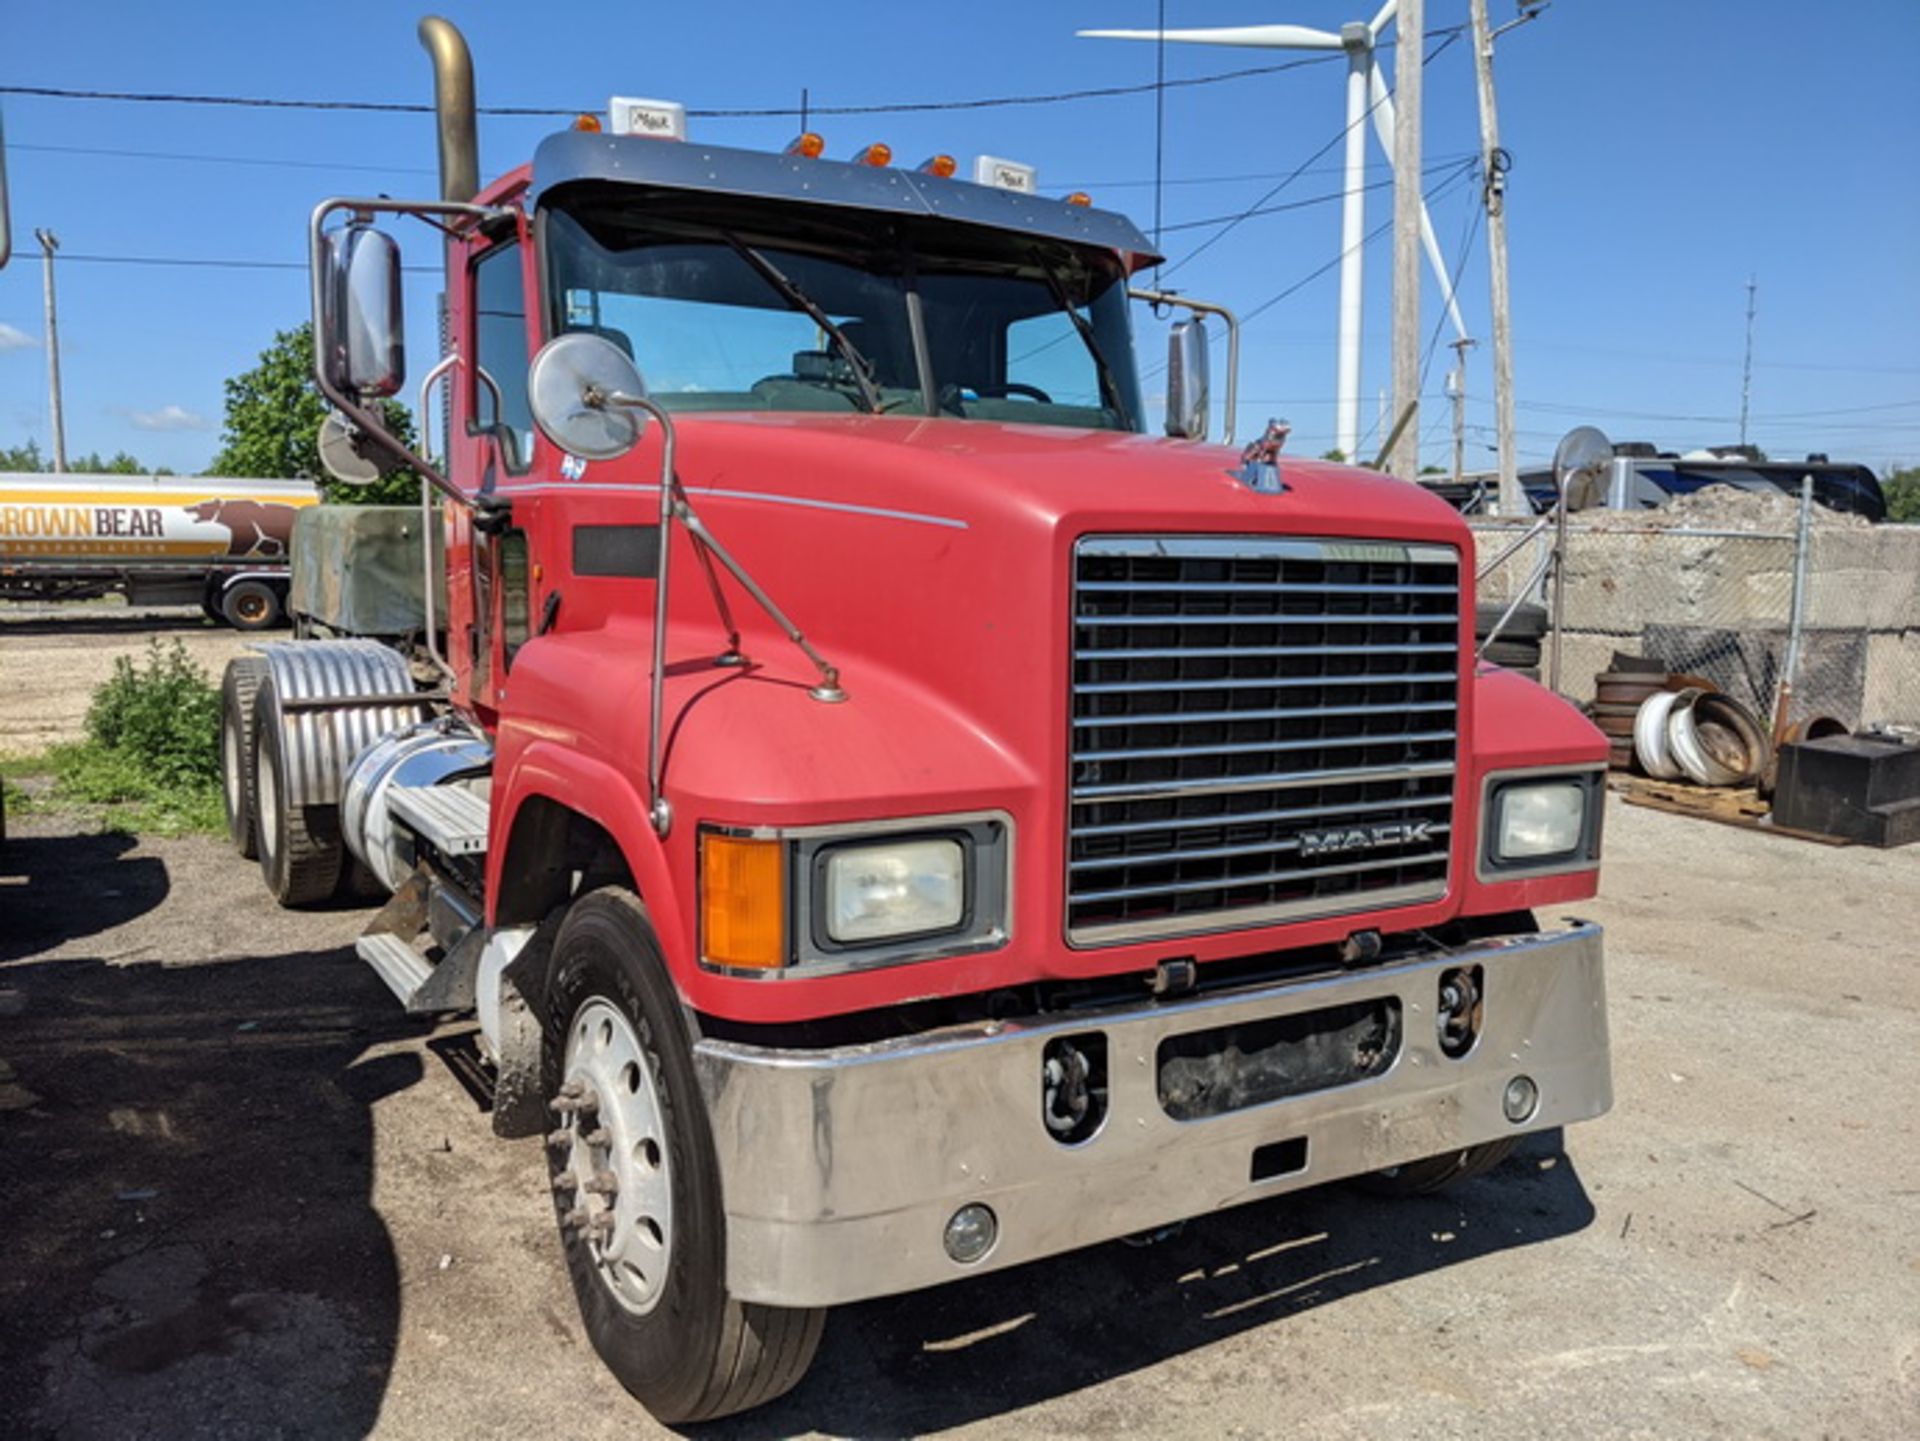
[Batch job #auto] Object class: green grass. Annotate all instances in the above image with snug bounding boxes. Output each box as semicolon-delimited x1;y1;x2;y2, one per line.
4;641;227;838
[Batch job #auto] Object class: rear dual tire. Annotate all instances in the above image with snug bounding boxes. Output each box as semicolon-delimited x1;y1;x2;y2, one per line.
543;889;824;1423
220;657;269;860
250;677;345;906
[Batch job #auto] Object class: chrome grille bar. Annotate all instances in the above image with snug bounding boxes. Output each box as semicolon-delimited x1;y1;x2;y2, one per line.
1067;534;1461;945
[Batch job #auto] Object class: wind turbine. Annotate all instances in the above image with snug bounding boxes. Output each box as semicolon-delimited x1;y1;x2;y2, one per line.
1081;1;1467;461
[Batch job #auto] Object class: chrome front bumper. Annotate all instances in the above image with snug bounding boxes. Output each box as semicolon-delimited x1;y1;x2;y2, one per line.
693;921;1610;1309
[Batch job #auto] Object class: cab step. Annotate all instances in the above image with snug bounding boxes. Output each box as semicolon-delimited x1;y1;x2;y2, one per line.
356;931;434;1009
387;782;490;857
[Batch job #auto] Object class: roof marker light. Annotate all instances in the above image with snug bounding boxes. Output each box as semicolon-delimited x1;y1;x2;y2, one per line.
607;96;687;141
973;155;1038;194
786;132;826;158
919;154;958;179
572;113;602;133
853;143;893;168
1065;191;1093;208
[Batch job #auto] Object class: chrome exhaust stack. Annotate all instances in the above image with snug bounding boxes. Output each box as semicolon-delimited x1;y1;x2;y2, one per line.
417;16;479;205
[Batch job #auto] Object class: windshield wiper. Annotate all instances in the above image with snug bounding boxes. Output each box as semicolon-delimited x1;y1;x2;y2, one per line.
720;232;883;414
1030;251;1135;431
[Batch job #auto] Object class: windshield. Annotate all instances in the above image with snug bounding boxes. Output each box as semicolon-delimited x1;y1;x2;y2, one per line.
543;188;1142;431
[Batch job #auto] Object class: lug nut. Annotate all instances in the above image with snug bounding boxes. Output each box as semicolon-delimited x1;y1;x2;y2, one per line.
584;1170;619;1197
559;1206;589;1232
581;1128;610;1150
544;1128;573;1149
551;1173;578;1193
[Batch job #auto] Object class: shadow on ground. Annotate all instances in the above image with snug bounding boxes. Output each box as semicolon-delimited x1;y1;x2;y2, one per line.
704;1131;1595;1438
0;937;417;1440
0;833;171;960
0;610;213;639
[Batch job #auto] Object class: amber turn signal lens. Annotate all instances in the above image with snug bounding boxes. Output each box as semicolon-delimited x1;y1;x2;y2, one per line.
920;153;958;178
1065;191;1093;208
573;114;603;133
701;834;786;970
787;131;826;158
854;142;893;167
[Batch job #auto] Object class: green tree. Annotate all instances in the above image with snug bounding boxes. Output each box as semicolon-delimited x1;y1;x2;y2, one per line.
0;440;45;472
1884;466;1920;524
207;322;420;504
1320;448;1348;464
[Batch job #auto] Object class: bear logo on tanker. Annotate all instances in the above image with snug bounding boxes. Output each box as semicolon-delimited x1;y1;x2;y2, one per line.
182;499;297;558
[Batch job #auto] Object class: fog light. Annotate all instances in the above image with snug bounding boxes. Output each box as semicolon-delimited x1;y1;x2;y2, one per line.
943;1203;998;1264
1503;1074;1540;1124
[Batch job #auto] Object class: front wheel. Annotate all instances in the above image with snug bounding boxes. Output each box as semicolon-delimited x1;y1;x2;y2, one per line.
543;889;824;1423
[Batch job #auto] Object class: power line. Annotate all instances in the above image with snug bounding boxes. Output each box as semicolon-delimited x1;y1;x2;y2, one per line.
0;52;1353;122
1064;152;1477;190
1156;157;1469;235
1156;29;1463;282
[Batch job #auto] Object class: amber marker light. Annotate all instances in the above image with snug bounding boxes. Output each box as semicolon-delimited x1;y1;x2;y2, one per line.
572;113;603;133
1065;191;1093;208
786;132;826;158
853;142;893;167
919;154;958;178
700;833;787;970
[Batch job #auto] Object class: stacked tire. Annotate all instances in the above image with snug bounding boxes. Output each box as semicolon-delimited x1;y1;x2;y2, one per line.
1474;601;1546;682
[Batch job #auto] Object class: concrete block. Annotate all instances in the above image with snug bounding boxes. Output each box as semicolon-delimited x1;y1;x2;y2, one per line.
1862;630;1920;727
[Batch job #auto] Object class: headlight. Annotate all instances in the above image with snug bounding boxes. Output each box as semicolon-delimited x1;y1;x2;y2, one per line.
1481;770;1603;876
698;815;1011;975
824;838;966;942
1496;781;1587;860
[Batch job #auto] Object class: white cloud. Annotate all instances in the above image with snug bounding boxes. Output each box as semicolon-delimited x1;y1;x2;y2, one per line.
0;322;38;352
128;404;212;433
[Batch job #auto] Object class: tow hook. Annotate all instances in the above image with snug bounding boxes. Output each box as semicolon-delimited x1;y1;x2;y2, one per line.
1041;1034;1108;1144
1436;965;1485;1059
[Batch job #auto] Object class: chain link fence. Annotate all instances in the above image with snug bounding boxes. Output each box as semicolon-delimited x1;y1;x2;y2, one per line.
1470;492;1920;733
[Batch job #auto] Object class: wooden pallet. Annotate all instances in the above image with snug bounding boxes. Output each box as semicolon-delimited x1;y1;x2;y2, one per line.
1606;773;1850;846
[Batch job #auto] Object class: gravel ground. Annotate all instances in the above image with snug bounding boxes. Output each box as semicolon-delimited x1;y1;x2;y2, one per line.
1;609;1915;1438
0;601;259;759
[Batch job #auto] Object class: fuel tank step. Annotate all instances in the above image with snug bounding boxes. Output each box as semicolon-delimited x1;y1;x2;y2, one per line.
356;932;434;1009
386;782;490;857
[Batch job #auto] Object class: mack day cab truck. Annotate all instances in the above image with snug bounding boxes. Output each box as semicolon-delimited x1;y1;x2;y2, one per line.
0;19;1615;1421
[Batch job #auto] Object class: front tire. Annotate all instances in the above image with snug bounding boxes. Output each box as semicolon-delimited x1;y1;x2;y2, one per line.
543;889;824;1423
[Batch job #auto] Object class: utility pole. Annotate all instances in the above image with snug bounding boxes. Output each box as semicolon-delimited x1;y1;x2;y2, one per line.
1447;336;1475;485
1387;0;1423;479
34;228;67;473
1739;274;1757;447
1469;0;1521;515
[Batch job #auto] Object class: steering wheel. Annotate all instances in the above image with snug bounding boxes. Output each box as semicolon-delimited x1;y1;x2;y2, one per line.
970;382;1054;404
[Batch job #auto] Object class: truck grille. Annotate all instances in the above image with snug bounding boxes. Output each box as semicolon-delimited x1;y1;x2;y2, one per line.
1068;536;1461;945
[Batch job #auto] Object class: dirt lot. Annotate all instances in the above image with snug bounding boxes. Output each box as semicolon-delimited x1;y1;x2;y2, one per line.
1;616;1916;1439
0;602;258;759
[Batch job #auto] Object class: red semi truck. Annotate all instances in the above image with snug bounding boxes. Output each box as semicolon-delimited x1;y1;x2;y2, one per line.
1;19;1615;1422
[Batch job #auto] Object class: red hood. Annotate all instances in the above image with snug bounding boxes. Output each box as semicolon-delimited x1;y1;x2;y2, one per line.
663;412;1471;550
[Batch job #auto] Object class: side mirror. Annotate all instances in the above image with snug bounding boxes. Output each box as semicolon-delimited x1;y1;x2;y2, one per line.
1552;425;1613;511
527;332;650;460
318;223;406;398
1164;319;1211;441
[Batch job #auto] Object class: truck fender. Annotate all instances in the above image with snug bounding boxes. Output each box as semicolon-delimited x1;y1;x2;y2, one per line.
254;640;430;808
490;742;689;995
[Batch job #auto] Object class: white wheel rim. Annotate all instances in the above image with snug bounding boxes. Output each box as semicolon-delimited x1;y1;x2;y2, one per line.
559;999;674;1316
255;741;280;859
223;714;245;826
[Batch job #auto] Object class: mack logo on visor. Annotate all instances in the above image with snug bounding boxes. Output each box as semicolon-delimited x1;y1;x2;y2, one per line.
1299;820;1433;857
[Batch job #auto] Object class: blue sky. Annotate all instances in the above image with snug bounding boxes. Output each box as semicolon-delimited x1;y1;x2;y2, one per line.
1;0;1916;475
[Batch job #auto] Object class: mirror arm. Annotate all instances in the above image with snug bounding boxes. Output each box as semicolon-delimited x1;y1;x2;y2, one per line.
309;196;508;510
1130;288;1240;445
592;391;848;837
